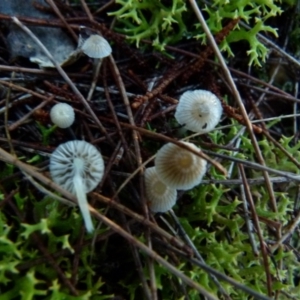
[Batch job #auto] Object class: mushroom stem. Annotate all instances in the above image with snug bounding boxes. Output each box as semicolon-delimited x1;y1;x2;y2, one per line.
73;173;94;233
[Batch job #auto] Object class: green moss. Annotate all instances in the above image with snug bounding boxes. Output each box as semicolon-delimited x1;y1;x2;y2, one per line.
110;0;287;65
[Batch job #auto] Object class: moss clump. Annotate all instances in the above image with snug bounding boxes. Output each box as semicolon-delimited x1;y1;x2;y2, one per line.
110;0;287;66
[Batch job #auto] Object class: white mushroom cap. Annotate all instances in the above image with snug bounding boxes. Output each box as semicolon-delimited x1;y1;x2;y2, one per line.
50;103;75;129
80;34;112;59
50;140;105;232
144;167;177;213
175;90;223;133
155;142;207;190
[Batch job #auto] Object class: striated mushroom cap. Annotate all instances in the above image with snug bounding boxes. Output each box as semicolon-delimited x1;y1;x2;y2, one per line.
144;167;177;213
155;142;207;190
81;34;112;59
50;140;105;232
175;90;222;133
50;103;75;129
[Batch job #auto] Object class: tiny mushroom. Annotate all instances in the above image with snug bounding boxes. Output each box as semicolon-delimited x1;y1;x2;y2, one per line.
50;140;105;233
144;167;177;213
80;34;112;59
155;142;207;190
50;103;75;129
175;89;223;133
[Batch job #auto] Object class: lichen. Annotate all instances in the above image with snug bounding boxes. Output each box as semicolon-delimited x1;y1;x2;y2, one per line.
110;0;286;66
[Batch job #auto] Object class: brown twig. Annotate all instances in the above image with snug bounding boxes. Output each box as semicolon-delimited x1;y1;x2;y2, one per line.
239;164;273;297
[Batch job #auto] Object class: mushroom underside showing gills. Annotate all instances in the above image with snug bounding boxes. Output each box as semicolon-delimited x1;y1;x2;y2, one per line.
144;167;177;212
154;142;207;190
81;34;112;59
49;140;105;233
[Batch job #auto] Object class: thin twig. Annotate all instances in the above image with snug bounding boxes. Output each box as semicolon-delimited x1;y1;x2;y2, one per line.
239;164;272;296
11;17;113;145
188;1;278;215
169;210;231;300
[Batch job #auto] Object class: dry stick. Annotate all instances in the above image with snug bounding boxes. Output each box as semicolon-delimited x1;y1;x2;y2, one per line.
279;290;298;300
22;172;75;207
147;232;157;300
0;147;279;299
110;182;153;300
0;147;78;200
148;104;177;121
105;115;300;181
0;146;190;252
113;142;222;202
46;0;78;42
100;117;227;176
106;52;145;194
241;24;300;276
108;56;143;167
80;0;152;290
11;17;113;145
143;81;158;299
79;0;94;21
0;64;91;78
87;59;102;101
200;176;291;186
217;113;300;128
223;130;258;253
132;63;184;109
84;0;110;102
163;45;300;103
9;98;51;131
87;206;219;300
244;38;293;286
0;80;50;101
169;210;231;300
2;59;297;104
238;171;259;256
203;149;300;182
263;130;300;169
4;74;15;155
0;137;54;154
237;82;300;103
94;0;115;15
141;73;159;299
0;144;191;253
113;155;155;198
102;63;129;156
155;235;269;300
104;15;154;298
270;209;300;252
173;249;272;300
0;148;217;300
130;71;160;299
188;1;278;214
0;92;28;113
293;82;299;135
238;164;272;296
93;192;188;254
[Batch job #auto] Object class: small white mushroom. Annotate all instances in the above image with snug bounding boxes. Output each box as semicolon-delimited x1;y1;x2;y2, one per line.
175;90;223;133
144;167;177;213
155;142;207;190
50;103;75;129
49;140;105;232
80;34;112;59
